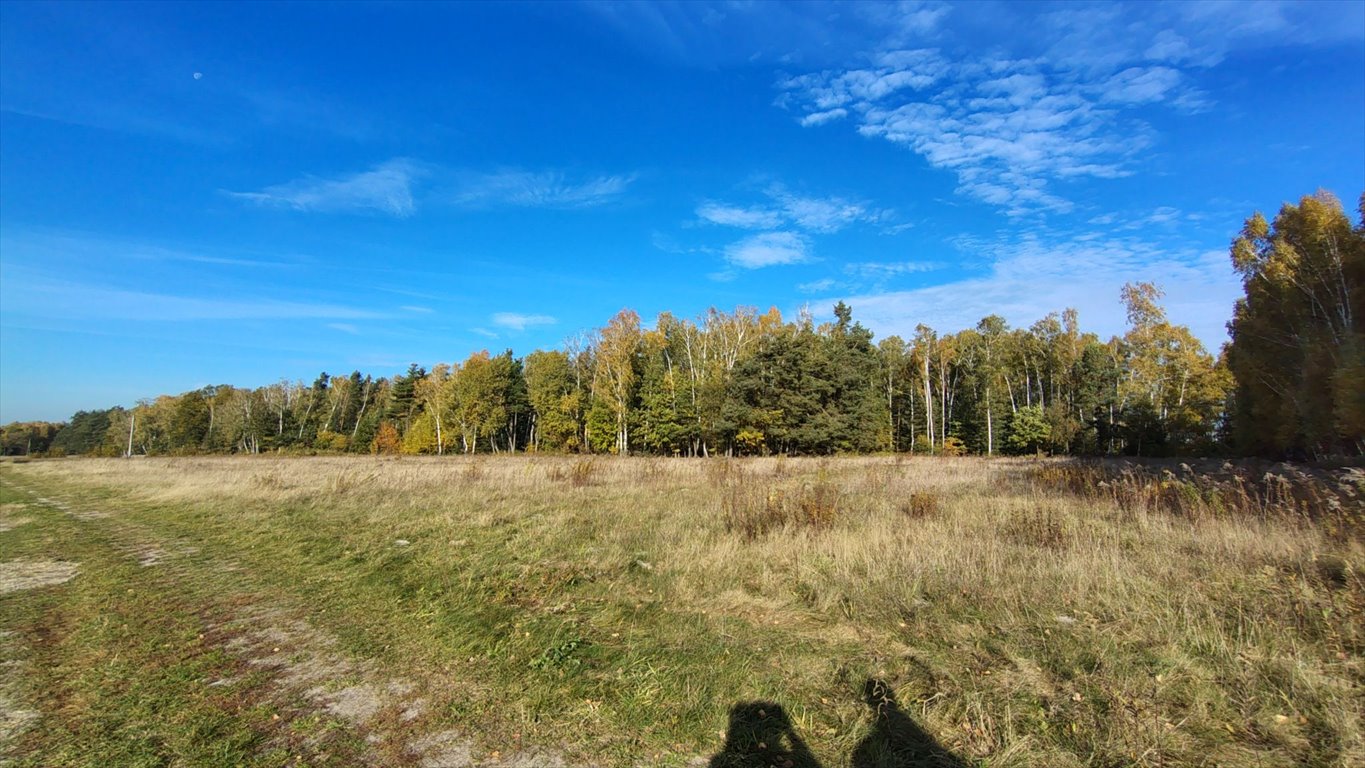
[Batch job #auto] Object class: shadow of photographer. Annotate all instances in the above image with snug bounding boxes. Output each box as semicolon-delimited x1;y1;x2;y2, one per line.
708;680;967;768
707;700;822;768
851;679;967;768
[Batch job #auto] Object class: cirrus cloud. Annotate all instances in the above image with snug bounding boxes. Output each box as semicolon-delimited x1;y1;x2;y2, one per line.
491;312;557;331
453;171;634;209
226;158;421;217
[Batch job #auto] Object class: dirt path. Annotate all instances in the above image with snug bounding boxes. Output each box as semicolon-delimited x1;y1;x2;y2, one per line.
0;478;578;768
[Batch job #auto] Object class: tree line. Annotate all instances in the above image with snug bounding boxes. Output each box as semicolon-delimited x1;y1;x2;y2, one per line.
4;192;1360;460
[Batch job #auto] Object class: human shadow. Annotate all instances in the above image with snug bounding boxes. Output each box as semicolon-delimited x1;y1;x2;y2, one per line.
708;701;824;768
707;684;969;768
850;679;968;768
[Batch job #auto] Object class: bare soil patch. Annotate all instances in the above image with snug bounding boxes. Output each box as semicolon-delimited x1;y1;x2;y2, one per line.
0;560;79;594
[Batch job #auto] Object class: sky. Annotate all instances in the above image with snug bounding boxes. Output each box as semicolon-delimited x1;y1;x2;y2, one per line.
1;0;1362;423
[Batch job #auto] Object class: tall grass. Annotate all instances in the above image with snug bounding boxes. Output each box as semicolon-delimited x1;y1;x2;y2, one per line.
3;454;1361;767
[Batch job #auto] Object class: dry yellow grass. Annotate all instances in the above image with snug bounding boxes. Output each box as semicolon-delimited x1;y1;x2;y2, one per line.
2;454;1361;766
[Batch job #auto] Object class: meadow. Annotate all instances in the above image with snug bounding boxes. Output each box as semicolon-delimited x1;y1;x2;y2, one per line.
0;455;1360;767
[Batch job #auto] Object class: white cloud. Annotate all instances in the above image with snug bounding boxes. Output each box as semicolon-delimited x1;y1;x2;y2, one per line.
844;260;944;279
696;202;784;229
1098;66;1185;104
799;108;847;127
857;1;952;42
770;186;874;233
778;48;948;112
774;5;1298;215
838;233;1240;349
725;232;811;269
840;73;1146;214
327;323;360;334
797;278;837;293
471;327;499;339
1045;1;1364;70
454;171;633;208
698;185;884;234
226;159;420;216
491;312;557;331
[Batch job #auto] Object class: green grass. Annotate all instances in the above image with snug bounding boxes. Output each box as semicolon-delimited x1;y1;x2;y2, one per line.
0;456;1360;767
0;482;366;767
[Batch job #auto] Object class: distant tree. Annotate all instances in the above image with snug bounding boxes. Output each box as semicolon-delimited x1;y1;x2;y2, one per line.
1227;191;1364;456
823;302;887;452
593;309;642;454
169;390;211;451
877;336;912;452
636;321;687;454
414;363;452;454
50;410;111;455
1005;405;1051;455
2;421;63;456
350;378;387;452
385;364;426;435
524;349;577;452
451;352;506;453
494;351;531;452
371;422;401;455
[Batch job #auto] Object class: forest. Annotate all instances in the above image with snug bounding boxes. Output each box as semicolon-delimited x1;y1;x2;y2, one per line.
4;192;1361;461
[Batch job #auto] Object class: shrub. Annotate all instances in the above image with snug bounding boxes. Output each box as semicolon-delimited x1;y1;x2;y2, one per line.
370;423;401;455
1003;505;1069;549
941;436;967;456
734;428;767;456
314;430;349;452
721;474;840;540
901;492;940;519
548;458;597;487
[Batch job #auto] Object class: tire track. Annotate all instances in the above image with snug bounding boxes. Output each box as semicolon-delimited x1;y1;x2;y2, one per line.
1;476;575;768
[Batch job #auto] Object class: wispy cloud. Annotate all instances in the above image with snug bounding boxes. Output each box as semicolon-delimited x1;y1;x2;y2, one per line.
841;57;1151;215
491;312;557;331
327;323;360;334
698;184;886;234
1041;1;1364;71
226;159;421;217
2;275;385;323
696;202;784;229
471;327;499;339
845;260;944;279
797;278;838;293
839;231;1240;348
770;0;1357;216
797;260;945;296
400;305;434;314
724;231;811;269
0;228;300;271
651;231;718;256
774;186;881;233
454;171;634;209
799;108;848;127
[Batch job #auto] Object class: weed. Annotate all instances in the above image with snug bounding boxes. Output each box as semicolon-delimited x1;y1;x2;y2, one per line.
530;638;587;672
549;458;597;487
721;473;839;539
461;459;486;483
1003;505;1069;549
901;492;941;519
707;457;739;485
1030;459;1363;539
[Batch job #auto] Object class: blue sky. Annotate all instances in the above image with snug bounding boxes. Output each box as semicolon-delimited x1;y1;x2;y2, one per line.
2;1;1362;422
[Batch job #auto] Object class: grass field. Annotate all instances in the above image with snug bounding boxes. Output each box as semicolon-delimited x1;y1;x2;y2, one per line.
1;455;1361;767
